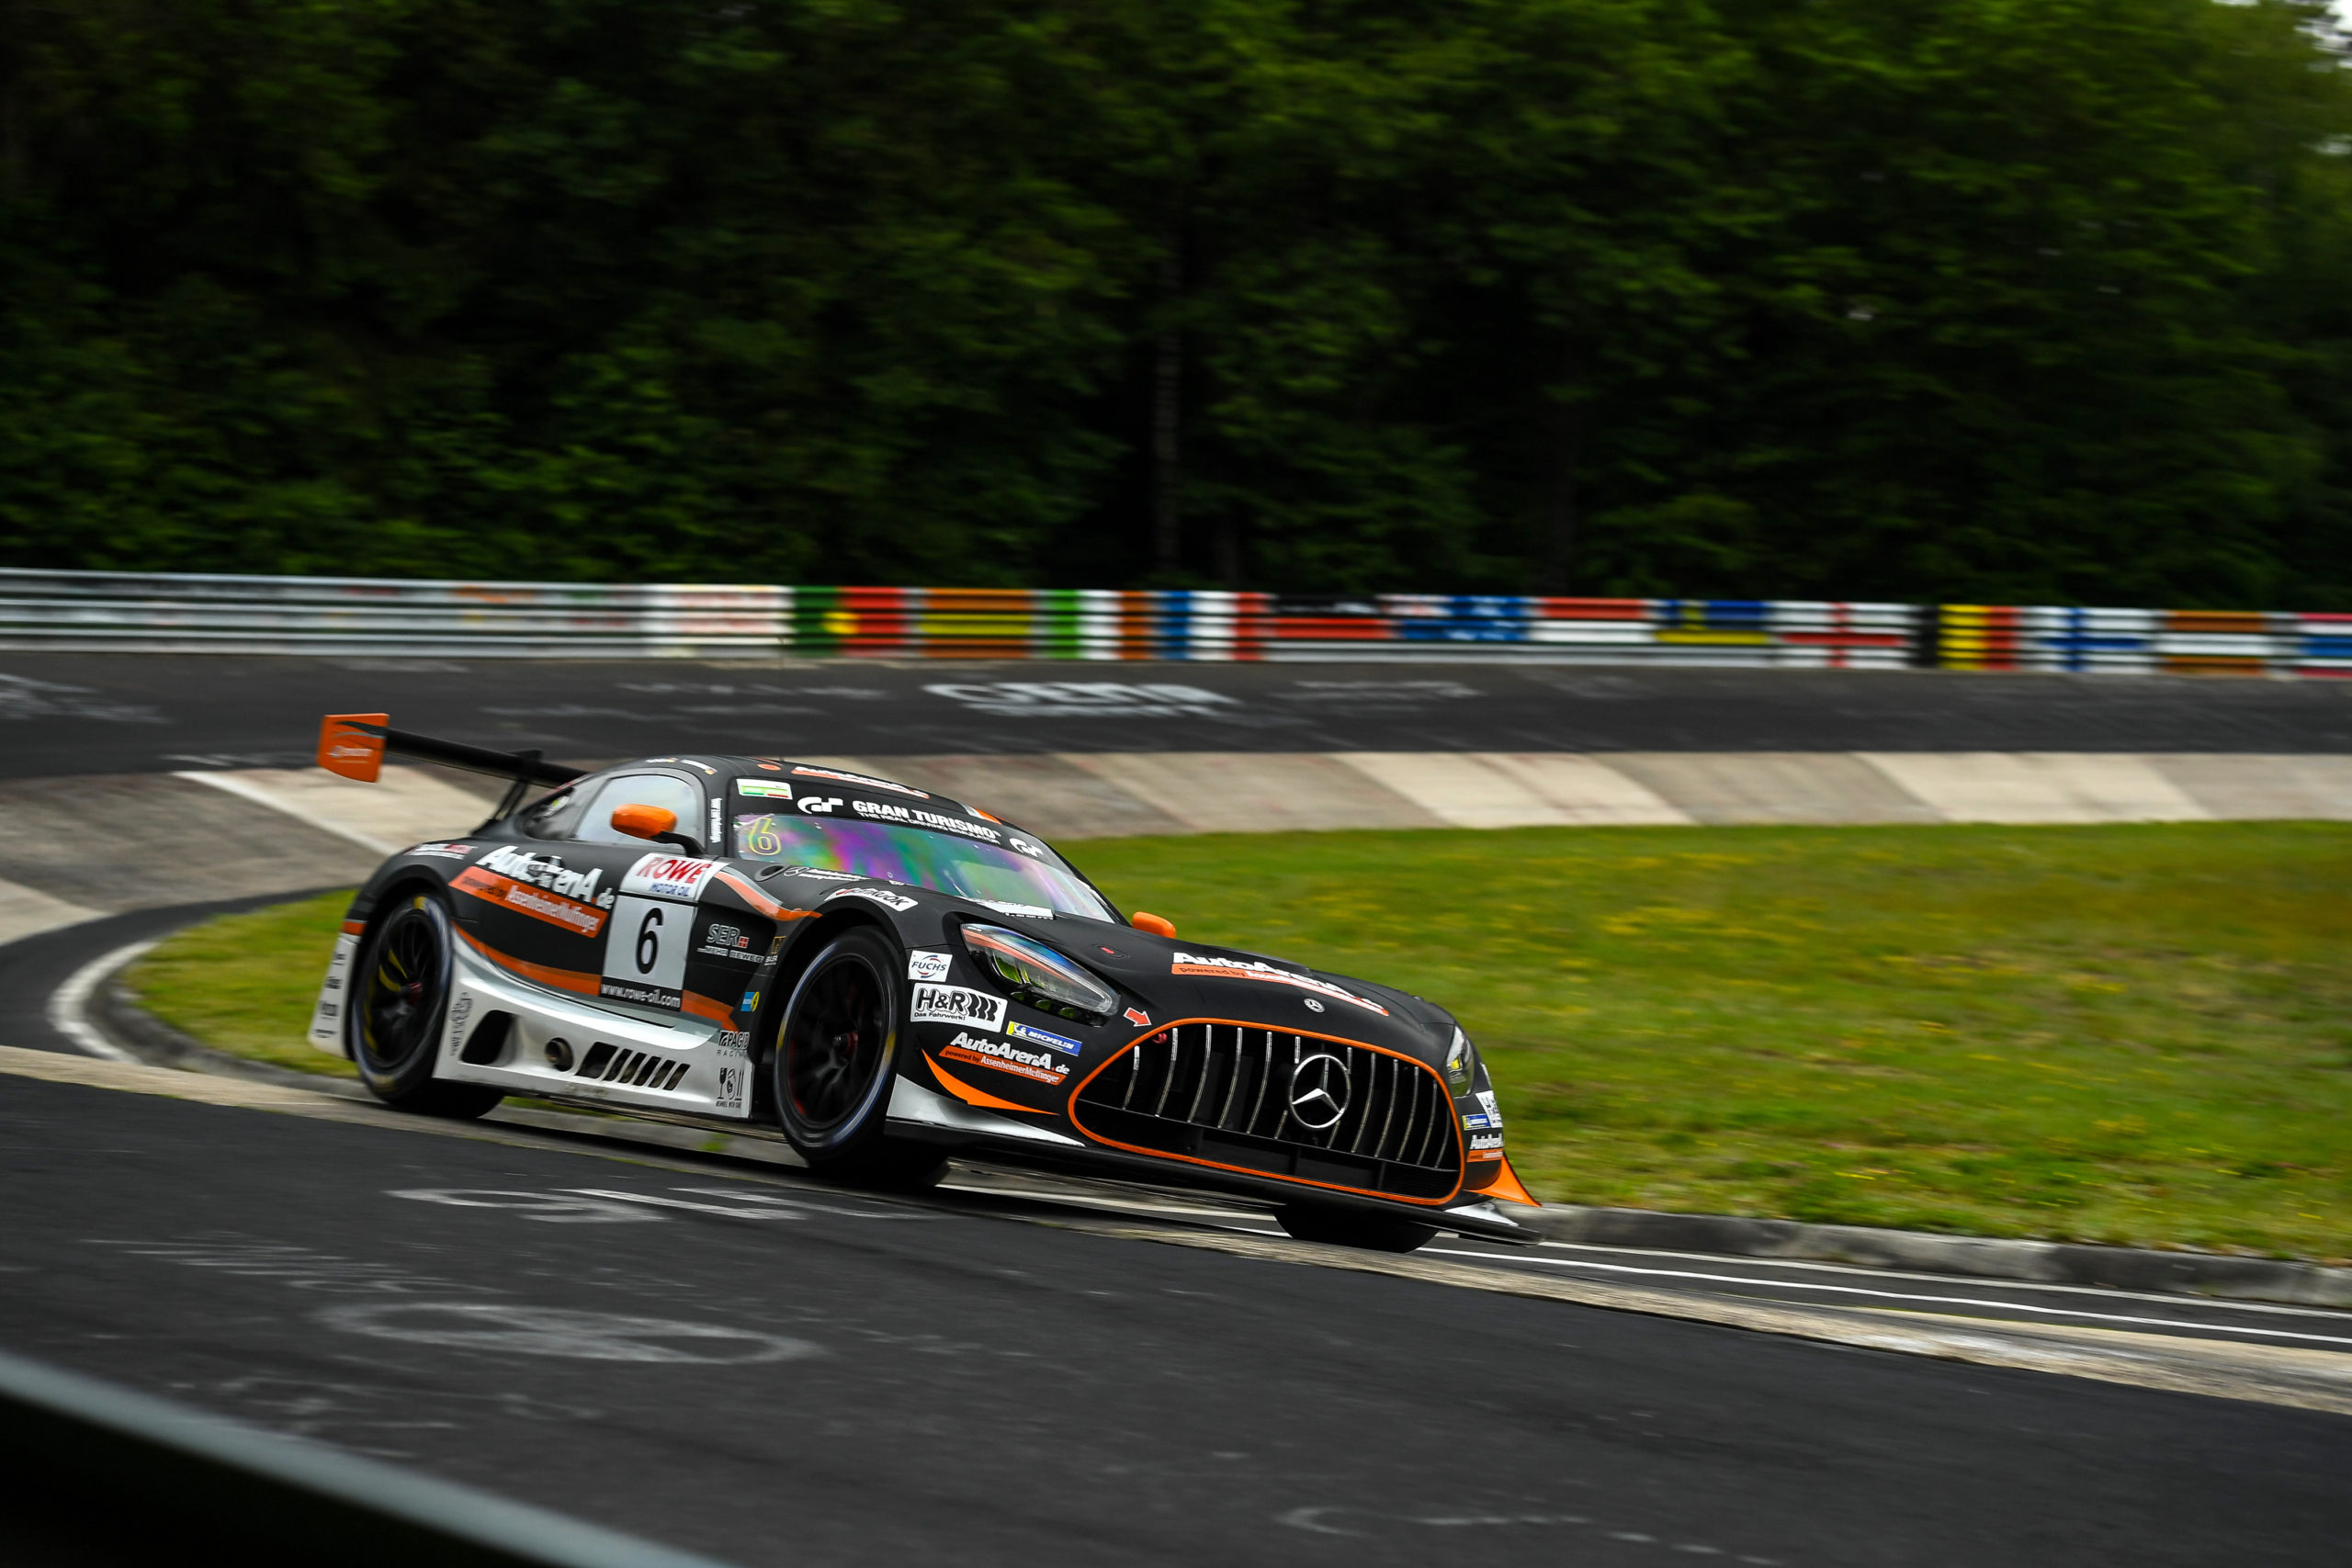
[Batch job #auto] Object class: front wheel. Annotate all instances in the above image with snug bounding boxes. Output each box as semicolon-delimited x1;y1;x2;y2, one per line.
771;927;945;1190
1275;1203;1438;1253
349;891;503;1120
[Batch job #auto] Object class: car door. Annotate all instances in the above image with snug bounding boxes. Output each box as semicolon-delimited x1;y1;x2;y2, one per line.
550;769;718;1023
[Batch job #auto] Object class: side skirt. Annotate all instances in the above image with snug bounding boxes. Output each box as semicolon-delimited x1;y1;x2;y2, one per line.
432;938;752;1120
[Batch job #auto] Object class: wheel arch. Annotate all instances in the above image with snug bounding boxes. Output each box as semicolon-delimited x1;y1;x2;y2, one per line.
752;908;901;1068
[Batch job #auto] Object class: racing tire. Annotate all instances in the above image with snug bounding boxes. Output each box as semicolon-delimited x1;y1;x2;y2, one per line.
771;926;946;1191
1274;1203;1439;1254
349;891;504;1121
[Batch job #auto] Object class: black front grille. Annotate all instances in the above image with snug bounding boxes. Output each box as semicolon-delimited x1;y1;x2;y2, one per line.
1073;1023;1462;1201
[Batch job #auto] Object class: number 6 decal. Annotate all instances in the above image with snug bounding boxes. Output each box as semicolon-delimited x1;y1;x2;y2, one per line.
603;894;690;1005
635;904;663;974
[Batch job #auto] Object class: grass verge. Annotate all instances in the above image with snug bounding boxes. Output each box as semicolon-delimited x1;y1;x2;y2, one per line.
124;890;357;1079
127;824;2352;1259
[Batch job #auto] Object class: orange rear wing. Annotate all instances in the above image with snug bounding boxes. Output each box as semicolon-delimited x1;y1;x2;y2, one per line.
315;712;586;823
318;713;390;782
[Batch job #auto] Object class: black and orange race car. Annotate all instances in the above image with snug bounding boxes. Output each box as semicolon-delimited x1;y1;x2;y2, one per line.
307;715;1537;1251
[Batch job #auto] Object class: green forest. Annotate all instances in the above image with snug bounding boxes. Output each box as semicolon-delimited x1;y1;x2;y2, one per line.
5;0;2351;604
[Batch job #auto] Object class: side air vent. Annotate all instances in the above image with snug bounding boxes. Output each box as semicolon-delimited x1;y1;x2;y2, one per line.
572;1043;688;1092
458;1011;513;1066
1072;1023;1463;1201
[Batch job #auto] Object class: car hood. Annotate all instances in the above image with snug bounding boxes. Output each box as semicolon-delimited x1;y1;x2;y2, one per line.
1057;923;1453;1062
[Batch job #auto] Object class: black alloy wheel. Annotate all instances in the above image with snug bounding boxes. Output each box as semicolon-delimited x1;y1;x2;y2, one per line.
349;891;503;1120
1274;1202;1440;1253
772;926;944;1190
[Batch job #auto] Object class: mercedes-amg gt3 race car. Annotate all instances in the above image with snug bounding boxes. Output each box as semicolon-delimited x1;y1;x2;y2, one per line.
307;714;1537;1250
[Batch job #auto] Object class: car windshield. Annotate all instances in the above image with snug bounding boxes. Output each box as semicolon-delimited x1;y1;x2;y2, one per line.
731;812;1114;920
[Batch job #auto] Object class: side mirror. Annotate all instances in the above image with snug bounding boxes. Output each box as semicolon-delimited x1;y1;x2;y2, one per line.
610;804;702;854
1130;911;1176;939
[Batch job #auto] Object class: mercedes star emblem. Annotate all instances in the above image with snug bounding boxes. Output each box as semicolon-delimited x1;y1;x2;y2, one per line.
1287;1053;1351;1131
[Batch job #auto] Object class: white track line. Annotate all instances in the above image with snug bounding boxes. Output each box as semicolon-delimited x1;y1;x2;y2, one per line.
175;770;394;854
1521;1238;2352;1323
45;940;157;1064
1422;1248;2352;1348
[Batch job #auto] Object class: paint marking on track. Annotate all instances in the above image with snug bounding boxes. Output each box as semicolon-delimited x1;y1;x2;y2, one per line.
1421;1248;2352;1348
563;1189;802;1220
45;939;155;1063
317;1303;819;1364
10;1042;2350;1416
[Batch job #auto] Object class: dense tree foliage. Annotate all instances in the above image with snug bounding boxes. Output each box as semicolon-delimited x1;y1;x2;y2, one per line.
3;0;2348;603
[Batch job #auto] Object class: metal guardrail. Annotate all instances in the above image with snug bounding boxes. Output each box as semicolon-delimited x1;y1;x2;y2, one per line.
1;568;2344;673
0;1345;736;1567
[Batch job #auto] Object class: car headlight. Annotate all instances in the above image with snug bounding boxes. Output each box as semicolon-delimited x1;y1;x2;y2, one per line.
962;924;1120;1020
1443;1026;1477;1093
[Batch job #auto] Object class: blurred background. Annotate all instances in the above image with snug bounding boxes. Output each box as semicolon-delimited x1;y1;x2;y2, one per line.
6;0;2352;607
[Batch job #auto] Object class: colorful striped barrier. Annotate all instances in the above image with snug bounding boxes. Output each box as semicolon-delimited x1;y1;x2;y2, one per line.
1934;606;2352;678
0;569;2342;673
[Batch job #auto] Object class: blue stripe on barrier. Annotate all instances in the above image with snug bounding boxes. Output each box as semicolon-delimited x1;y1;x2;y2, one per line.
1659;599;1770;630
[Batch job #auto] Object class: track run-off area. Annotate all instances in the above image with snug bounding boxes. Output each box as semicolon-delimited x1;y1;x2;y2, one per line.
3;653;2350;1564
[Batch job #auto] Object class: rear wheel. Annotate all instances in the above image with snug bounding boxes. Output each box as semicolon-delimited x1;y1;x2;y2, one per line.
1275;1203;1438;1253
772;927;945;1190
350;891;503;1120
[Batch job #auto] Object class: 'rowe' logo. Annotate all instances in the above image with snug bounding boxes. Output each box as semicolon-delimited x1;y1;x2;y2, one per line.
910;984;1007;1031
621;853;719;902
476;844;603;903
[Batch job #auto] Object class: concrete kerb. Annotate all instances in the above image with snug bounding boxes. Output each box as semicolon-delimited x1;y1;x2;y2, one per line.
61;929;2352;1313
1526;1204;2352;1310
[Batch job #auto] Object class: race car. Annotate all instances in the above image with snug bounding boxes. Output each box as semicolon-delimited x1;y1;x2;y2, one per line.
306;714;1538;1250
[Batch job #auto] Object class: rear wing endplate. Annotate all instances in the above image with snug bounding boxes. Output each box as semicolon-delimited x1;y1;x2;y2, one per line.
317;712;585;826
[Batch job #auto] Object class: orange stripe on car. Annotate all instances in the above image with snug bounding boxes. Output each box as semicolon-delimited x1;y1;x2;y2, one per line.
456;930;602;997
1473;1156;1541;1208
709;866;817;923
449;865;608;938
680;991;736;1024
925;1055;1040;1114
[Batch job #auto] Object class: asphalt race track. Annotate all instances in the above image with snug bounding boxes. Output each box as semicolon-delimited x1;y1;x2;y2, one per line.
5;1068;2350;1568
7;651;2352;777
4;656;2351;1563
